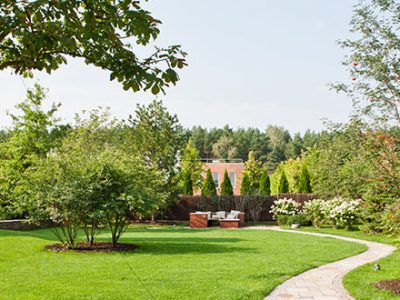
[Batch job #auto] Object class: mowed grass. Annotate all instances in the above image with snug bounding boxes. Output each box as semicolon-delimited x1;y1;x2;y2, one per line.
297;226;400;300
0;226;366;300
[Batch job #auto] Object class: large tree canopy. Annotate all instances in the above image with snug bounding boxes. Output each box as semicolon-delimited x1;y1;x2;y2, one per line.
0;0;187;94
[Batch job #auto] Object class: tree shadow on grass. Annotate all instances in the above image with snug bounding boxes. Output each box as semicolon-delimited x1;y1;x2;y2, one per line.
119;237;254;255
0;228;254;255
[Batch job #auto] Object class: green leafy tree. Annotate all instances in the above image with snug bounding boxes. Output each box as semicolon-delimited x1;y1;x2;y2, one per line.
32;110;166;248
298;165;312;193
220;170;233;196
181;171;193;195
127;100;185;201
278;171;289;194
240;172;251;196
201;169;217;196
0;1;187;94
259;168;271;196
244;150;261;193
0;84;62;218
180;139;203;192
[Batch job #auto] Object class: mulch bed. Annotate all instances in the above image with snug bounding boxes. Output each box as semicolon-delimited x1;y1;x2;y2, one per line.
45;242;137;253
374;280;400;295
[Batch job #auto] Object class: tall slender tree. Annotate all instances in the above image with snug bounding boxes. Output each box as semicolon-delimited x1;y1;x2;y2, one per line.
298;165;312;193
201;169;217;196
259;168;271;196
278;171;289;194
240;173;251;196
220;170;233;196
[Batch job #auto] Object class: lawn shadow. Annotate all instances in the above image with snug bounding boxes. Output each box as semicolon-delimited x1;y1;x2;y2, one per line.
116;236;254;255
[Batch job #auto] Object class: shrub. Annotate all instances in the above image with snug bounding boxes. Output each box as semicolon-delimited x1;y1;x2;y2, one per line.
303;199;327;228
380;200;400;236
326;198;362;229
270;198;300;220
287;214;309;226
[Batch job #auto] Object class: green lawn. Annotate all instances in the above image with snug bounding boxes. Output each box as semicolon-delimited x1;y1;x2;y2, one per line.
0;226;366;300
296;226;400;299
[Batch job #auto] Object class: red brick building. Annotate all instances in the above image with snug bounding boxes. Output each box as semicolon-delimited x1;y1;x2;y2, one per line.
196;159;244;195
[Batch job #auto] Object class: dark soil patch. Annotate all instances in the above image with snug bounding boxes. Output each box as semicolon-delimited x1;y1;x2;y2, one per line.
45;242;137;253
374;280;400;295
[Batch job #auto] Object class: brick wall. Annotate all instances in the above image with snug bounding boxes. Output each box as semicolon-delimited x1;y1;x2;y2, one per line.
195;162;244;195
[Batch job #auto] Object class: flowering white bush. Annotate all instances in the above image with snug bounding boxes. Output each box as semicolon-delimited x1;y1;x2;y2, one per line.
325;198;362;229
303;199;327;228
270;198;301;219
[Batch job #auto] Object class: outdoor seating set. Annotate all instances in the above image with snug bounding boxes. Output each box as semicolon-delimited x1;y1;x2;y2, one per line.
189;210;245;228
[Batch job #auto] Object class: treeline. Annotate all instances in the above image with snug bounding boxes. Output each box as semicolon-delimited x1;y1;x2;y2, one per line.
184;125;328;171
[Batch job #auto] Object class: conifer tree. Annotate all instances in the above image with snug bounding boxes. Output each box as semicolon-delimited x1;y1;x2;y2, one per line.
201;169;217;196
181;171;193;195
240;172;251;195
278;171;289;193
298;165;312;193
220;170;233;196
259;168;271;196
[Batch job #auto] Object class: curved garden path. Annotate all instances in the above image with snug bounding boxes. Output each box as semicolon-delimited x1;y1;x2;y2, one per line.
243;226;396;300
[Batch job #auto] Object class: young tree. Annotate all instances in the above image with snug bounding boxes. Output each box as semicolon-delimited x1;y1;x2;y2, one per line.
244;150;261;193
278;171;289;194
180;139;203;192
201;169;217;196
298;165;312;193
0;84;62;218
240;172;251;196
181;171;194;195
259;168;271;196
0;1;187;94
220;170;233;196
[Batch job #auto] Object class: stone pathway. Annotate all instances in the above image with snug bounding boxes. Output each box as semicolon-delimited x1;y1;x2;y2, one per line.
243;226;396;300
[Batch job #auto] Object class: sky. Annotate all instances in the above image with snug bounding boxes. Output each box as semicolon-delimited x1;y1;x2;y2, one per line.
0;0;358;134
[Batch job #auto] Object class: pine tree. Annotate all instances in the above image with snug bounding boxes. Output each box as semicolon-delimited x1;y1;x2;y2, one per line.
259;168;271;196
201;169;217;196
278;171;289;193
181;171;193;195
240;172;251;195
220;170;233;196
298;165;312;193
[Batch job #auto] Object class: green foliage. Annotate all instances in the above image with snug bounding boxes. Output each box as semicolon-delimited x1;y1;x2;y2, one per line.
298;165;312;193
32;110;166;247
187;125;324;168
181;171;193;196
270;158;303;194
180;139;203;192
306;122;371;198
0;1;187;94
244;150;261;193
278;171;289;193
0;84;62;219
220;170;233;196
127;100;185;204
240;173;251;196
201;169;216;196
259;168;271;196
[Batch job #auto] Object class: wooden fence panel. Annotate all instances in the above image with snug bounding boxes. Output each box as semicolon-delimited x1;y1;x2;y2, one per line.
158;194;317;221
